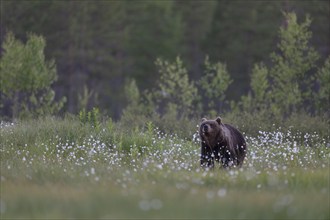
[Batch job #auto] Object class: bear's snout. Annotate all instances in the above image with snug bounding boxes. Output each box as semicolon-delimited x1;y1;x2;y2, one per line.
203;124;209;133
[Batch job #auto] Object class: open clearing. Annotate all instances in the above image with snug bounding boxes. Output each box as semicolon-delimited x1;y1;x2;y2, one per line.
1;119;329;219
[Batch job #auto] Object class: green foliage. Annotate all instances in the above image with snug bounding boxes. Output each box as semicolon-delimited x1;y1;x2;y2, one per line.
121;57;200;137
199;56;232;116
316;56;330;114
237;63;270;113
124;79;140;105
121;79;153;130
77;85;98;112
153;57;198;118
0;32;66;118
250;63;269;106
235;12;324;117
90;108;100;130
269;12;319;116
0;33;55;94
146;121;154;137
79;107;101;131
122;12;329;128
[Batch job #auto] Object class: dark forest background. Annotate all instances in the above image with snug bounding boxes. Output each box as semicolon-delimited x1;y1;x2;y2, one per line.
1;0;329;120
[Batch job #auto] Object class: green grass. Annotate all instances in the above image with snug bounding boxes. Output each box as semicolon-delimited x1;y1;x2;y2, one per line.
1;116;329;219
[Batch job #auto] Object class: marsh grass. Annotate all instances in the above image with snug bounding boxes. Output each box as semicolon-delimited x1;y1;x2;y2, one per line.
0;116;329;219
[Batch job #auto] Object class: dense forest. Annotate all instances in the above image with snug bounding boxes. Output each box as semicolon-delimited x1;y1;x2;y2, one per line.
1;0;329;120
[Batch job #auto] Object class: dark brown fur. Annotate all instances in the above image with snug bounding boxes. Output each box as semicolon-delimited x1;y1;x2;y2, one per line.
199;117;247;168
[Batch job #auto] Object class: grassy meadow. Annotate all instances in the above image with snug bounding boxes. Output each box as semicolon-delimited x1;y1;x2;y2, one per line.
0;116;329;219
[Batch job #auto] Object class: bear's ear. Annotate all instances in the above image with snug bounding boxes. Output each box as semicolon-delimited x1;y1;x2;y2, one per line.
201;118;207;122
216;117;222;125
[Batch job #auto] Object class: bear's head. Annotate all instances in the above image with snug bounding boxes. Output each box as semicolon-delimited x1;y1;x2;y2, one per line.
199;117;223;146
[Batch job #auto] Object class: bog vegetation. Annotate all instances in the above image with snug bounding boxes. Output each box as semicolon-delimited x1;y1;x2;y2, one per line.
1;116;329;218
0;10;329;219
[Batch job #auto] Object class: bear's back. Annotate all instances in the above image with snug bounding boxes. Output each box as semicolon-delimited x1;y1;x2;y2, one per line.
223;123;245;146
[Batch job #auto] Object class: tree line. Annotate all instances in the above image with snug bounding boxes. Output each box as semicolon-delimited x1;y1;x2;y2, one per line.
1;1;329;120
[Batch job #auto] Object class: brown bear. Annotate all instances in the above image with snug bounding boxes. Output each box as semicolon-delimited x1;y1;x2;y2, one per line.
199;117;246;168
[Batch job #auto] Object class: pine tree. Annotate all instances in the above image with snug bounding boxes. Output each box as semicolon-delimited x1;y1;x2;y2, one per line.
0;33;66;118
269;12;319;116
